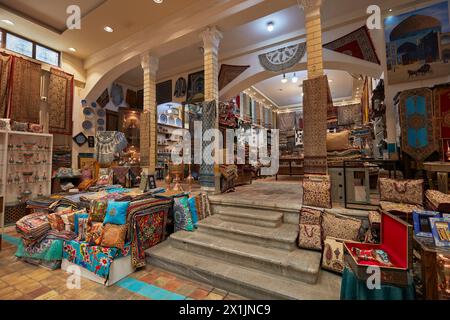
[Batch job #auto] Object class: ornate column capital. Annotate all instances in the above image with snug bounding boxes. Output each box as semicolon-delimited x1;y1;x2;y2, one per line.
141;53;159;75
300;0;322;19
200;26;223;55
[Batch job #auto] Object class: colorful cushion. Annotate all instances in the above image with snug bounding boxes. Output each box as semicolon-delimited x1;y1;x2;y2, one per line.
298;207;323;250
322;237;345;273
104;201;130;225
425;189;450;212
326;130;350;152
195;196;204;221
379;178;423;206
85;222;104;246
188;197;199;227
101;224;127;249
322;211;362;241
28;123;43;133
174;197;194;232
11;121;28;132
73;210;88;235
90;200;108;223
60;211;76;232
77;217;90;242
303;175;332;209
48;212;66;231
78;179;96;191
97;168;113;186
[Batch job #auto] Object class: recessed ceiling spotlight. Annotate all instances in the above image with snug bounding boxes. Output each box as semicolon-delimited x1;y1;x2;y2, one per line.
281;74;288;84
1;19;14;26
104;26;114;33
153;0;164;3
292;73;298;83
267;21;274;32
328;79;333;83
68;47;77;52
389;8;393;12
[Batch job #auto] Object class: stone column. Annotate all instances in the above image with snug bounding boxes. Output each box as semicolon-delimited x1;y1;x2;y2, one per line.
140;53;159;175
200;26;223;193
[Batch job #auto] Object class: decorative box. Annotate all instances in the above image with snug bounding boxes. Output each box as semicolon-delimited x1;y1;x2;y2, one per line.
344;211;413;286
413;210;441;238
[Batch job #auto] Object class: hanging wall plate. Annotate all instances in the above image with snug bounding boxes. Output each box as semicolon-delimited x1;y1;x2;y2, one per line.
83;107;95;118
91;102;97;108
159;114;168;124
97;118;105;126
97;126;105;132
73;132;88;147
81;99;88;107
97;109;106;117
82;120;93;131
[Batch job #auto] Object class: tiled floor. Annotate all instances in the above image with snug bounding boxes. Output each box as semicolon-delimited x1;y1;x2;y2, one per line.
0;228;246;300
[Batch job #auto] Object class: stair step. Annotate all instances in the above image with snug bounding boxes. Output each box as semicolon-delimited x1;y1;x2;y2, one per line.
170;230;320;284
214;206;283;228
198;216;297;250
146;241;341;300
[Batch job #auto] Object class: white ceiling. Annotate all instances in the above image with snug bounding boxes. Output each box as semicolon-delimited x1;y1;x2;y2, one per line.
254;69;354;107
116;66;143;88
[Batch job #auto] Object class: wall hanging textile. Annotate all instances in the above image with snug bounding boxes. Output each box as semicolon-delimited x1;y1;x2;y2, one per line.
187;70;205;102
399;88;437;161
323;25;380;65
126;89;137;108
95;131;128;165
303;75;329;175
361;77;371;124
7;56;41;124
174;77;187;98
434;86;450;155
97;89;110;108
338;103;362;126
48;68;74;135
111;83;124;106
0;53;12;118
277;112;296;131
200;100;216;189
259;43;306;72
156;80;172;105
218;64;250;90
140;111;151;167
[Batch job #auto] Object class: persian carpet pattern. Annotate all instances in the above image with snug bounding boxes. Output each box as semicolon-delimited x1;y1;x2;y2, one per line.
303;75;329;175
218;64;249;91
399;88;437;161
7;56;41;123
323;25;380;65
48;68;74;135
259;43;306;72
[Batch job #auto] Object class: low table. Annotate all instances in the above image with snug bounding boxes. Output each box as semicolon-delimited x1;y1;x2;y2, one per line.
423;162;450;193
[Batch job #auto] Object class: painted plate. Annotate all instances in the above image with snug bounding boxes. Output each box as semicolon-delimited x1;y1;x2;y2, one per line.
159;114;168;124
97;126;105;131
81;99;88;107
73;132;88;147
91;102;97;108
175;118;182;128
97;118;105;126
97;109;106;117
83;107;95;118
82;120;93;130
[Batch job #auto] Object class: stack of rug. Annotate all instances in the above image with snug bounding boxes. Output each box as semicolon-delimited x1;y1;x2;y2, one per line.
425;189;450;212
16;212;51;246
327;149;361;167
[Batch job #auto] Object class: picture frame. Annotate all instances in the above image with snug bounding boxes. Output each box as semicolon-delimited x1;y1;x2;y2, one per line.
88;136;95;148
430;217;450;247
73;132;88;147
413;210;441;238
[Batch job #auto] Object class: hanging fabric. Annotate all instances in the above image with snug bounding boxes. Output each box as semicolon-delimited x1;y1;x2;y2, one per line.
174;77;187;98
48;68;74;135
95;131;128;165
7;56;41;123
111;83;124;106
0;53;12;118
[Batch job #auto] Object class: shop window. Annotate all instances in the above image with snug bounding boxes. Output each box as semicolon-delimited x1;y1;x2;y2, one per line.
6;33;33;58
35;45;60;66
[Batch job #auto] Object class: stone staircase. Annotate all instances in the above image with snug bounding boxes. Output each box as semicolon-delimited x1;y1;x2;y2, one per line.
146;196;341;300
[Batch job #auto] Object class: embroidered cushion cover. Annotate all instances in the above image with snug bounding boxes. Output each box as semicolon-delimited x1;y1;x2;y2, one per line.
322;211;361;241
77;217;90;242
101;224;127;250
298;207;323;250
90;200;107;223
85;222;104;246
303;175;332;209
48;212;66;231
322;237;345;273
73;210;88;235
379;178;423;205
104;201;130;225
188;197;199;227
326;130;351;152
174;197;194;232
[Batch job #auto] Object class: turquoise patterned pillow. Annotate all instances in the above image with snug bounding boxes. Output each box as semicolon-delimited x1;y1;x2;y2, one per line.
174;197;194;232
188;197;199;227
74;212;89;235
103;201;130;225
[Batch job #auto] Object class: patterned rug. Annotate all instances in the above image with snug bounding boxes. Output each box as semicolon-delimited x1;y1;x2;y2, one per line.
48;68;74;135
0;53;12;118
7;56;41;123
399;88;437;161
303;75;329;175
323;25;380;65
338;103;362;126
218;64;249;91
434;85;450;155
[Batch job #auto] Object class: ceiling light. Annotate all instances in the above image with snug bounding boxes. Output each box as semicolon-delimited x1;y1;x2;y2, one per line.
267;22;274;32
104;26;114;33
1;19;14;26
68;47;77;52
292;73;298;83
328;79;333;83
281;74;288;84
389;8;393;12
153;0;164;3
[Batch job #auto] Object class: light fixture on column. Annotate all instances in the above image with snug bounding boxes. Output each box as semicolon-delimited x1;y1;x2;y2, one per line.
154;0;164;3
267;21;274;32
281;74;288;84
292;73;298;83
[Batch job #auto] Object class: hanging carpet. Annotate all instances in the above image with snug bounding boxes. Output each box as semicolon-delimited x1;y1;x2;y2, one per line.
323;26;380;65
174;77;187;98
434;86;450;155
200;100;216;189
97;89;110;108
48;68;74;135
7;56;41;124
218;64;250;91
338;103;362;126
259;43;306;72
95;131;128;165
303;75;330;175
0;53;12;118
399;88;437;162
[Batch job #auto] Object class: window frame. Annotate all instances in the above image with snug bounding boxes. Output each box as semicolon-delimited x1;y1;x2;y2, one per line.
0;28;61;67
